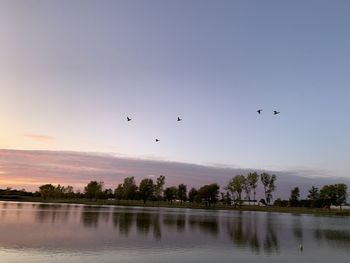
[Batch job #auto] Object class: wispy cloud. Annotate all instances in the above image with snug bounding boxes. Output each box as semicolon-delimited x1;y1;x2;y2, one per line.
23;134;55;144
0;149;349;199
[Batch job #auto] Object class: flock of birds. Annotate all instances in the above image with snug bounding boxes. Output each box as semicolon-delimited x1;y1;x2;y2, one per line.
257;109;280;115
126;109;280;143
126;116;183;142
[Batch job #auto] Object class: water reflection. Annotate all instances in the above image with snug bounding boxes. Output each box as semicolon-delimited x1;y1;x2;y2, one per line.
188;214;219;236
81;206;102;227
35;203;71;224
136;212;161;240
263;213;279;254
0;201;349;260
163;213;186;232
225;212;280;254
292;215;303;245
314;229;350;248
112;209;134;236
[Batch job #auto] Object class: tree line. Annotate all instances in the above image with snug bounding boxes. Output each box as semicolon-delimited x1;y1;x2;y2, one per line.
276;183;348;210
1;172;348;209
33;172;275;207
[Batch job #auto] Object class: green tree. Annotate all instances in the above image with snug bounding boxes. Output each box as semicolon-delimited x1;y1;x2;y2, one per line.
221;191;232;205
84;181;104;199
64;185;75;199
198;183;220;207
123;176;138;200
114;184;124;200
320;184;348;210
307;186;319;200
38;184;56;200
164;186;178;204
227;175;246;206
243;177;251;204
188;187;198;203
247;172;259;203
335;184;348;210
260;173;276;205
139;178;154;204
154;175;166;200
307;186;319;207
177;184;187;204
289;187;300;207
104;188;113;199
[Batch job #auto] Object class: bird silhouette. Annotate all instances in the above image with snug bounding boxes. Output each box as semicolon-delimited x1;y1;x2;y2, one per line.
127;117;132;121
257;109;263;114
273;111;280;115
155;139;160;142
177;117;182;121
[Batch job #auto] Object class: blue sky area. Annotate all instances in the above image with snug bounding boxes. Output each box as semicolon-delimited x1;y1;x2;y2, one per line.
0;0;349;190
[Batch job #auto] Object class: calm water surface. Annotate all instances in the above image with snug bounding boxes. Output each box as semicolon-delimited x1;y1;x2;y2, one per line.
0;201;349;262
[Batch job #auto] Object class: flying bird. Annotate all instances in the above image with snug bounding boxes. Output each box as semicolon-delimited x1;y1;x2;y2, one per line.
177;117;182;121
257;109;263;114
127;117;132;121
155;139;160;142
273;111;280;115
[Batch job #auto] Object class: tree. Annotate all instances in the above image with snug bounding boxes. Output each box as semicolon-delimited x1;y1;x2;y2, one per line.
188;188;199;203
38;184;56;200
84;181;104;199
114;184;124;200
307;186;319;207
247;172;259;203
227;175;246;206
260;173;276;205
104;188;113;199
164;187;178;204
122;176;138;200
54;184;65;199
177;184;187;204
198;183;220;207
221;191;232;205
64;185;75;199
335;184;348;210
307;186;319;200
139;178;154;204
243;177;251;203
154;175;166;200
289;187;300;207
320;184;348;210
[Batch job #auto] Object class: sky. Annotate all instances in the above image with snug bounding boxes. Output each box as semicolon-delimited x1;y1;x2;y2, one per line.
0;0;350;193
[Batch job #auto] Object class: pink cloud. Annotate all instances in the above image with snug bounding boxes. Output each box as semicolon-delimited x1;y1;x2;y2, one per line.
23;134;55;143
0;149;349;199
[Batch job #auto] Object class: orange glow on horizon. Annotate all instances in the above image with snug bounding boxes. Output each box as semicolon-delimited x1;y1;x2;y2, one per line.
0;177;86;192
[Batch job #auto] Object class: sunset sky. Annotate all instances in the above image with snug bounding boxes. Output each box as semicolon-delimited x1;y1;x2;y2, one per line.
1;0;350;194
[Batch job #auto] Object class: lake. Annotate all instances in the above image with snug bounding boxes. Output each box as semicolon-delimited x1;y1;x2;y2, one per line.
0;201;349;263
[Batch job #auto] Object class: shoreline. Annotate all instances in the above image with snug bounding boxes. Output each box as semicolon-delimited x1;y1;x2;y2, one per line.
1;197;349;216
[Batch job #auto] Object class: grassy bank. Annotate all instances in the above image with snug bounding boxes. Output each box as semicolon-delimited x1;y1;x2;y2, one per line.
1;196;349;216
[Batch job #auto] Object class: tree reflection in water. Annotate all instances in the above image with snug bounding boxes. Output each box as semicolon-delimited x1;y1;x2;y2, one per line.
81;206;102;228
292;214;303;246
226;212;279;254
1;202;8;219
35;203;71;224
314;228;350;249
226;212;260;254
136;211;161;240
112;209;135;237
188;214;219;236
0;201;350;258
163;213;187;233
263;213;279;254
